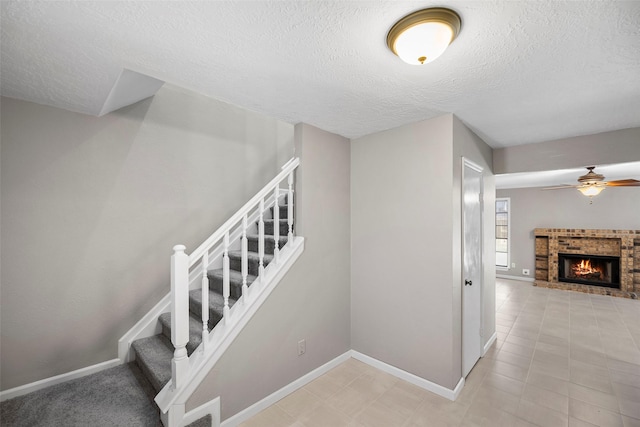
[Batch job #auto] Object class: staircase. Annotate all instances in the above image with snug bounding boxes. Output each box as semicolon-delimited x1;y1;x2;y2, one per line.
119;158;303;426
130;207;290;396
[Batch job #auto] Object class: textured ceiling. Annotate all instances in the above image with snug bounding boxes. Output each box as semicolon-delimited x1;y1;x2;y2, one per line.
1;1;640;148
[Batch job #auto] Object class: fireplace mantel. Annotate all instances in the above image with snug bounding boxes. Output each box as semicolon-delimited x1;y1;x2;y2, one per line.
534;228;640;298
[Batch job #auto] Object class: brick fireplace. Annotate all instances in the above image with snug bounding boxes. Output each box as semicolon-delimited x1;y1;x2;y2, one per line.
534;228;640;298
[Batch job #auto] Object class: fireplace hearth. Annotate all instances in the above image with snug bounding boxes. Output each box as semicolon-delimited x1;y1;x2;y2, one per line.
558;253;620;288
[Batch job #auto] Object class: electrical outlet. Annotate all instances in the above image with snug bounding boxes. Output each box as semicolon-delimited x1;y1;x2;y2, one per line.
511;263;516;268
297;339;306;356
522;269;530;276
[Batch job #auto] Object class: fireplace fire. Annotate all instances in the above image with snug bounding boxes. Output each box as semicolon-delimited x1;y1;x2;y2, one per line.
558;253;620;288
571;259;602;280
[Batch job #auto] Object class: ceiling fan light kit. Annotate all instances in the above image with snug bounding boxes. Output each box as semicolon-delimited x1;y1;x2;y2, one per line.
387;7;461;65
577;184;605;197
543;166;640;203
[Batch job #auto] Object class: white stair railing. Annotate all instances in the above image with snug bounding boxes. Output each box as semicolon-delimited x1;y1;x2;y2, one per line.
168;158;299;392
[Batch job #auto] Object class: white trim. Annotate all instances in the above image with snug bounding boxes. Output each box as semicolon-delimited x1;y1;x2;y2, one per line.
189;158;299;263
350;351;464;401
462;158;483;173
221;351;351;427
116;192;273;363
483;331;498;356
496;274;535;283
0;358;121;402
461;157;485;379
495;197;511;269
183;397;220;427
118;295;170;362
156;237;305;412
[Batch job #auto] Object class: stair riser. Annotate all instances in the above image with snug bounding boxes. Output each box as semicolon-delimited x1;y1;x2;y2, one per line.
229;254;271;276
131;335;174;393
159;321;202;356
270;205;289;219
189;300;223;330
247;237;288;254
264;221;290;236
135;358;163;393
209;274;244;299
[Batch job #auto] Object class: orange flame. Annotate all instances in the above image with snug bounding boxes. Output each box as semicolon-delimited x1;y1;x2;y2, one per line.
571;259;602;278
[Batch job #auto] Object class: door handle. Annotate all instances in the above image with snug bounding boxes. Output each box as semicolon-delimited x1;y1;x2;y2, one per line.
465;280;473;286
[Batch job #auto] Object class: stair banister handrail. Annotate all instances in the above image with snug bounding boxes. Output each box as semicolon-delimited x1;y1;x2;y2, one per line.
187;157;299;265
169;157;299;393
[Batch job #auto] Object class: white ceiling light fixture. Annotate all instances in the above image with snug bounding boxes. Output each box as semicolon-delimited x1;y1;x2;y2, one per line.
387;7;461;65
577;184;606;197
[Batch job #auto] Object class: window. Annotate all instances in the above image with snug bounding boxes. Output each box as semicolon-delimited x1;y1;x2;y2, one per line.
496;198;510;269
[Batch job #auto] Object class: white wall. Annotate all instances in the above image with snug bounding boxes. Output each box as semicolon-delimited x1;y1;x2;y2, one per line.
496;186;640;280
187;123;351;420
0;87;293;390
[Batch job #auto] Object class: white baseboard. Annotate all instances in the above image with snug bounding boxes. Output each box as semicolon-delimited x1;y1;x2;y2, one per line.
483;331;498;355
496;274;535;283
221;351;351;427
222;349;466;426
350;351;464;401
0;358;121;402
118;294;169;362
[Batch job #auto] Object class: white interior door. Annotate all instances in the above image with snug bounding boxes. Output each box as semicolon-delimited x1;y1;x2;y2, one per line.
462;159;483;377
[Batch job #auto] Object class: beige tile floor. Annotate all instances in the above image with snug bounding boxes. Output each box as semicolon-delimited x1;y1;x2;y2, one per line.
240;278;640;427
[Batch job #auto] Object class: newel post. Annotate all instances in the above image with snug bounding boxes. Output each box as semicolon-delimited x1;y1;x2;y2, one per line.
171;244;190;389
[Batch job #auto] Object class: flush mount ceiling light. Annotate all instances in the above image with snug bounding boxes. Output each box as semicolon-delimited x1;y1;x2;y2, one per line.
387;7;461;65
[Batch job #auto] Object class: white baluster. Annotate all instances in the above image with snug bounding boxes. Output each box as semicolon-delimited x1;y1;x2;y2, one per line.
200;250;209;352
273;186;280;263
258;198;265;277
223;231;230;324
170;244;189;389
241;215;249;299
288;171;294;242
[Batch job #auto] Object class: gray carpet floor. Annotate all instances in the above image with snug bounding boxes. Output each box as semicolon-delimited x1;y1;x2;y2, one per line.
0;363;163;426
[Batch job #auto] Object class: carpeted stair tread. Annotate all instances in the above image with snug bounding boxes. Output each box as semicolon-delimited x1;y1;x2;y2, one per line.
208;268;257;299
189;288;237;329
228;249;274;261
228;250;273;276
158;312;204;356
263;218;290;235
246;234;288;254
0;363;162;426
270;204;289;219
131;335;174;393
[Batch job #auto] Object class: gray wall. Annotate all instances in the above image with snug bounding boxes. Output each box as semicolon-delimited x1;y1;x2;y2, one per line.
351;114;455;389
187;123;351;420
351;114;495;391
494;127;640;280
496;186;640;280
493;127;640;174
0;87;293;390
452;116;496;370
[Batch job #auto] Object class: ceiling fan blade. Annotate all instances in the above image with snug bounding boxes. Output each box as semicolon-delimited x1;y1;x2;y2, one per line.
605;179;640;187
542;185;577;190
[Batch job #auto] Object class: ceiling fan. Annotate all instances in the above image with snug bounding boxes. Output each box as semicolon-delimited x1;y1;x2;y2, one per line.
543;166;640;199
